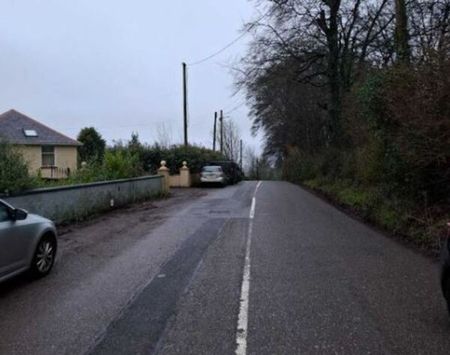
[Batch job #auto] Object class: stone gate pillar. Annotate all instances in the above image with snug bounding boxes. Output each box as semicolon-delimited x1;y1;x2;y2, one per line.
179;161;191;187
157;160;170;193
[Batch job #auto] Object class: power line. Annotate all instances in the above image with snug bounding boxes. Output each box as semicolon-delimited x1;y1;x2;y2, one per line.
225;101;246;115
188;32;250;66
60;119;178;131
187;10;271;67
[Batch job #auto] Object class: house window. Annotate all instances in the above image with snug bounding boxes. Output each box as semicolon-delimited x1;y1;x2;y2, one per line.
23;129;38;137
41;146;55;167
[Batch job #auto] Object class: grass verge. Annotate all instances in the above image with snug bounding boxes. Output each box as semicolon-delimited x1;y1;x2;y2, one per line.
302;178;447;257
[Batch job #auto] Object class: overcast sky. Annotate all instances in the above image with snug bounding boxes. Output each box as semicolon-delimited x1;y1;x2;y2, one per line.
0;0;262;152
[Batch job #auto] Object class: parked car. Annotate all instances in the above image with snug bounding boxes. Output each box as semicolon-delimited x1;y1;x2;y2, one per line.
200;165;228;186
441;222;450;314
205;161;244;185
0;199;57;283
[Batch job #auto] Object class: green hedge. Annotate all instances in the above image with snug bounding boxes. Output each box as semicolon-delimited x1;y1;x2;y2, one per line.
134;144;226;175
0;141;34;194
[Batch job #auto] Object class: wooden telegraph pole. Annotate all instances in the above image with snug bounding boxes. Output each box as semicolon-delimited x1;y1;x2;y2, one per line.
182;62;188;146
220;110;224;154
213;111;217;151
239;139;243;168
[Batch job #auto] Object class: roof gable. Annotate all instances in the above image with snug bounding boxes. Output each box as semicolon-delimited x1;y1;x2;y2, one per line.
0;110;81;146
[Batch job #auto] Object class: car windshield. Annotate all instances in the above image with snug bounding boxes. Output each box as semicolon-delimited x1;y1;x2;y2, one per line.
202;166;222;172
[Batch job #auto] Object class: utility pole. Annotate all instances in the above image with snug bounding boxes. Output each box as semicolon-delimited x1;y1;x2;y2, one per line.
220;110;224;154
239;139;243;168
213;111;217;151
182;62;188;146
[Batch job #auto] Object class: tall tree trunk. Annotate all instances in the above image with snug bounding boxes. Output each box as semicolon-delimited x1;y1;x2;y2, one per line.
318;0;342;144
395;0;410;64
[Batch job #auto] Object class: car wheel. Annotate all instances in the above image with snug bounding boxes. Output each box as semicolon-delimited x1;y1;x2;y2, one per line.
30;234;57;278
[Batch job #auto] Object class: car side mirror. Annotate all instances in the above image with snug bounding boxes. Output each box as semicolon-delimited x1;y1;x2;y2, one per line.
11;208;28;221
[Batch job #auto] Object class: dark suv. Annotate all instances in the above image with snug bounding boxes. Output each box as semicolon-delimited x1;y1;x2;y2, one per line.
441;222;450;314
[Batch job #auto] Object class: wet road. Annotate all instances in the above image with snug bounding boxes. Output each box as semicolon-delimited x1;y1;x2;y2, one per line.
0;181;449;354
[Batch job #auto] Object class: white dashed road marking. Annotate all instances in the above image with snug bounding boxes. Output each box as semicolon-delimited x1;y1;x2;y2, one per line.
235;181;262;355
249;197;256;220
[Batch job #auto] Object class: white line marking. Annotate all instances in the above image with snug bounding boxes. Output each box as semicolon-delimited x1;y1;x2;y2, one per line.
236;214;254;355
255;181;262;194
235;183;261;355
249;197;256;220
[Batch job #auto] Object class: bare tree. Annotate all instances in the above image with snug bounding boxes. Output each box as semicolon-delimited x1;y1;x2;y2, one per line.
155;122;173;148
409;0;450;62
244;146;258;178
215;118;241;161
237;0;395;147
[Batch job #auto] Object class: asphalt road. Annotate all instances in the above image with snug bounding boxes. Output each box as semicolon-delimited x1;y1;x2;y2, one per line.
0;181;449;354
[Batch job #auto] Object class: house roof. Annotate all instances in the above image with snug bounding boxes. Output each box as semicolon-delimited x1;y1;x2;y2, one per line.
0;109;82;146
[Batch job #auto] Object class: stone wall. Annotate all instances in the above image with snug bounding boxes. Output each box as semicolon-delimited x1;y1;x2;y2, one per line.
2;175;163;224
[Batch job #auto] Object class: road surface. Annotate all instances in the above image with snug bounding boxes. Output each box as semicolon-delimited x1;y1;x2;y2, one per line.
0;181;449;354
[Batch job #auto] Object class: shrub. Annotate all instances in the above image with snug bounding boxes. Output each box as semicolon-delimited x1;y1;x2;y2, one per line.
101;150;143;180
282;147;317;183
0;141;33;194
353;138;385;185
382;62;450;203
344;62;450;202
68;149;143;184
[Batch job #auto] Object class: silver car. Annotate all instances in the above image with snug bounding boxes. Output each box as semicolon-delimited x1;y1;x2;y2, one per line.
0;199;57;283
200;165;227;186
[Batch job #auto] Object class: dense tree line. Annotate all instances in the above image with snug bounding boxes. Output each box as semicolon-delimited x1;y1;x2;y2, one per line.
238;0;450;248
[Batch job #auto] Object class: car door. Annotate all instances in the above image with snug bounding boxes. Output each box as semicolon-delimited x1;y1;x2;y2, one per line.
0;203;29;277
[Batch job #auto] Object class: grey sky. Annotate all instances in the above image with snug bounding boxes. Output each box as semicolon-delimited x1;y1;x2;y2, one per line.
0;0;261;152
